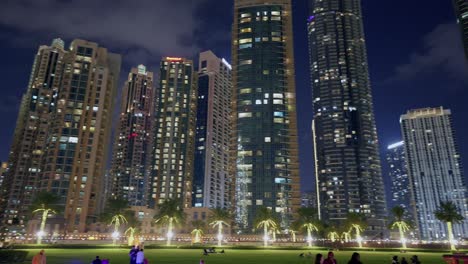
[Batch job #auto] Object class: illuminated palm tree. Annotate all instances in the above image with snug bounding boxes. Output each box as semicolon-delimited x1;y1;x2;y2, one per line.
340;228;352;243
297;207;320;247
124;211;140;246
346;213;367;248
154;199;185;246
435;201;464;251
289;221;301;243
209;208;232;247
191;220;205;244
328;230;340;243
100;198;130;245
30;192;61;244
254;207;278;247
390;206;411;249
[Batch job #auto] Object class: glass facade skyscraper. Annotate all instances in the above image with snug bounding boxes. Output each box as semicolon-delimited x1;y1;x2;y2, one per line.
111;65;154;206
232;0;300;230
193;51;232;209
453;0;468;61
401;107;468;240
150;57;197;209
385;141;413;219
308;0;387;233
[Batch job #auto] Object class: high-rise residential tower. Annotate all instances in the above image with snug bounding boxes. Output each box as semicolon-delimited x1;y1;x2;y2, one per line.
385;141;412;214
1;39;66;230
453;0;468;61
111;65;154;206
39;39;121;232
150;57;197;209
193;51;232;208
401;107;468;240
308;0;387;232
232;0;300;230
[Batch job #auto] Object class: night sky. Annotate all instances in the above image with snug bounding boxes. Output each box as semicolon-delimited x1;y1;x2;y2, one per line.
0;0;467;205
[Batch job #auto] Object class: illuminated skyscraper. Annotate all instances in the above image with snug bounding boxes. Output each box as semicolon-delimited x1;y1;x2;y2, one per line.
232;0;300;229
40;39;120;232
150;57;197;209
401;107;468;240
193;51;232;208
111;65;154;206
1;39;66;230
385;141;412;215
308;0;387;233
453;0;468;60
2;39;120;233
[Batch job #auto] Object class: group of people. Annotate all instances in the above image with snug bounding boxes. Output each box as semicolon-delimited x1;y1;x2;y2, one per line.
91;256;110;264
129;245;148;264
313;252;362;264
311;251;422;264
392;255;421;264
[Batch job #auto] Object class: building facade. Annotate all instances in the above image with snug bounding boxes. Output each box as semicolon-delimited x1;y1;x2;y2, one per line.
39;39;121;232
1;39;67;230
111;65;154;206
308;0;387;233
453;0;468;61
401;107;468;240
150;57;197;209
385;141;412;215
193;51;233;209
232;0;301;230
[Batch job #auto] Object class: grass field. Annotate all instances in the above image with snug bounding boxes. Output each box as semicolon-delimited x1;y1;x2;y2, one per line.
21;248;449;264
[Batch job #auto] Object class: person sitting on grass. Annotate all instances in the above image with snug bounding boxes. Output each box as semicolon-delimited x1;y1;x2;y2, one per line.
401;257;408;264
200;259;205;264
410;256;420;264
392;256;399;264
324;252;337;264
136;249;145;264
32;250;46;264
92;256;102;264
315;253;324;264
348;253;362;264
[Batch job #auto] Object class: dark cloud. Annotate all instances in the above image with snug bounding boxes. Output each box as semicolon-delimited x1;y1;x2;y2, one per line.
0;0;209;59
386;23;468;85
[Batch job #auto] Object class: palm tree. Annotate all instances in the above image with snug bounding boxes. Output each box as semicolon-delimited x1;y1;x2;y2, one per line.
390;206;411;249
154;199;186;246
328;230;340;243
340;227;352;243
30;191;61;244
296;207;320;247
191;220;206;244
254;207;278;247
435;201;464;251
346;213;367;248
124;211;140;246
289;221;301;243
100;198;130;245
209;208;232;247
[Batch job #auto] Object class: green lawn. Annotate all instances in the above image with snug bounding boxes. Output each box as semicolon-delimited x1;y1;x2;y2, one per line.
21;248;449;264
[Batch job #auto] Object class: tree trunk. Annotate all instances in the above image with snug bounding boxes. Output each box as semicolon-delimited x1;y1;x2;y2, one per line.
218;224;223;247
399;225;407;249
447;222;456;251
307;229;312;247
167;218;173;246
264;225;268;247
37;210;48;245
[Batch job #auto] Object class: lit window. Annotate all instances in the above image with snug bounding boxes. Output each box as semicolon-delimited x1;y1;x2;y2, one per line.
273;93;283;98
273;99;283;104
271;11;281;16
238;112;252;118
274;112;284;117
239;38;252;44
240;59;252;65
264;137;271;142
255;100;262;105
240;88;252;94
239;44;252;49
240;28;252;33
241;13;251;18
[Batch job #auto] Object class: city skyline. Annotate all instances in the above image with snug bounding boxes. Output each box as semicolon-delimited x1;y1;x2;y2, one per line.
0;0;465;241
0;1;467;195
